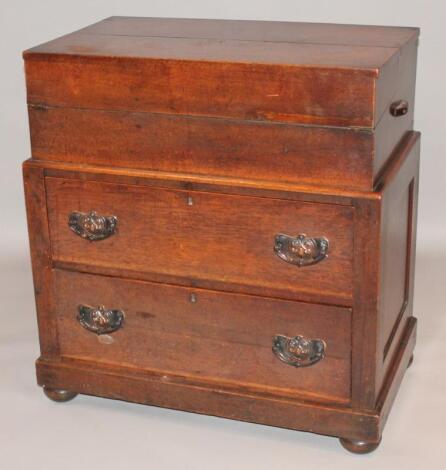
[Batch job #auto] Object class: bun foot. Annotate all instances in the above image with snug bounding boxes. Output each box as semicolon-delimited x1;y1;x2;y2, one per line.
339;437;381;454
43;386;78;402
407;354;414;368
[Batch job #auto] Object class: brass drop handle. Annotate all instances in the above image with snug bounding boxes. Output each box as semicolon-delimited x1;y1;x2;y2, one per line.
68;211;117;241
274;234;329;267
390;100;409;117
272;335;326;368
77;305;124;335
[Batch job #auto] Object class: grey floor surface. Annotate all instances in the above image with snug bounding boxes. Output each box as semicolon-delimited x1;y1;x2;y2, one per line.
1;243;445;469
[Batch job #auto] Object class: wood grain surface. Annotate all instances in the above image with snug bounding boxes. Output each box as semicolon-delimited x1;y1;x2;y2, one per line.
22;18;421;450
28;105;374;190
54;269;352;403
23;17;419;128
45;177;354;304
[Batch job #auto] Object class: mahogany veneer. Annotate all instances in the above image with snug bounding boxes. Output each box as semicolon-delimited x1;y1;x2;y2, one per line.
22;17;420;453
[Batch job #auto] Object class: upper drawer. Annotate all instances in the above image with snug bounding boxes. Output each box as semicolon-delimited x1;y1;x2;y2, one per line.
45;177;354;305
24;17;419;128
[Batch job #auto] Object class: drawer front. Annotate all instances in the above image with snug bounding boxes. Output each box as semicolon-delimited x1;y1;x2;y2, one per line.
46;177;354;303
54;270;352;403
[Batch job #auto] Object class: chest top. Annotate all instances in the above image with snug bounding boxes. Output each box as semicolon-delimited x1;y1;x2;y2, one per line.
23;17;418;127
23;17;419;191
25;17;417;66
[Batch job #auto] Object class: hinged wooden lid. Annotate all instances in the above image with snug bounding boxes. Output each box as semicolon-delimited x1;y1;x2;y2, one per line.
23;17;419;129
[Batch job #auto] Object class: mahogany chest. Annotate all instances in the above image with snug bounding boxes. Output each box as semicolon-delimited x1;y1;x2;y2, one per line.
22;17;420;453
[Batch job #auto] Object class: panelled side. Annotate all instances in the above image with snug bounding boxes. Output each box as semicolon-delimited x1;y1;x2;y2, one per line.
375;134;420;398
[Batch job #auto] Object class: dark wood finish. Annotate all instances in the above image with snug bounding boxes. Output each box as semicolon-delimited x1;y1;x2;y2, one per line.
45;177;354;305
28;101;413;191
23;53;377;127
24;133;420;450
27;158;365;205
350;196;381;409
23;18;418;128
373;37;418;177
28;105;374;191
22;18;420;453
22;164;59;357
35;315;417;444
375;134;420;397
43;386;78;402
24;18;418;191
54;269;352;403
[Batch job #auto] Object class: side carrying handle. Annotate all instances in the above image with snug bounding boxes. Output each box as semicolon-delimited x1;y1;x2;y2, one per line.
68;211;117;241
274;234;329;267
77;305;124;335
390;100;409;117
272;335;326;368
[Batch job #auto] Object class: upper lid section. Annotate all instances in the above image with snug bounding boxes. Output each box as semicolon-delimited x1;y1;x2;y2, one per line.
23;17;419;129
24;16;419;73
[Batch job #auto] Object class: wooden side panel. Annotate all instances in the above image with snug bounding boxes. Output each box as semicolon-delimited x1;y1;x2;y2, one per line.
376;134;420;394
24;56;376;127
22;162;58;356
380;182;411;355
54;269;352;403
28;105;374;190
44;177;354;305
350;132;420;409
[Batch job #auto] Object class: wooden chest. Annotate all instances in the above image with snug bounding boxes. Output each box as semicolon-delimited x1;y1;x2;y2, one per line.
22;17;420;453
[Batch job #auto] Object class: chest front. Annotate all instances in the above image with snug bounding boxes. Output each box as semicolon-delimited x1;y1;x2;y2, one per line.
22;16;420;454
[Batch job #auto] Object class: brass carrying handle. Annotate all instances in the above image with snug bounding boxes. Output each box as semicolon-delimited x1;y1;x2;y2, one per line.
390;100;409;117
272;335;326;368
77;305;124;335
68;211;117;241
274;234;329;267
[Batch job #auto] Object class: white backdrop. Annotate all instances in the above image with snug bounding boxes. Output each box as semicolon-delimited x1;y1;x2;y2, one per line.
1;2;445;469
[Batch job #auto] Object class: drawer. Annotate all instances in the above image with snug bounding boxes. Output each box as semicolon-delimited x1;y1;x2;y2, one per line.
46;177;354;304
54;270;352;404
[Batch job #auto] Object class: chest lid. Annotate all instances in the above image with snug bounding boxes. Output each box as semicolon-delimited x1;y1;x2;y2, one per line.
23;17;418;129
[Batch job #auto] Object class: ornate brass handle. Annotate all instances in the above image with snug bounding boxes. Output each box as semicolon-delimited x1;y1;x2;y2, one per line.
68;211;117;241
272;335;326;367
274;234;329;267
77;305;124;335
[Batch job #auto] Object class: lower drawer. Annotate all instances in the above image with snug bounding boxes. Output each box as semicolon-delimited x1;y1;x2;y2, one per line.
53;270;352;404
